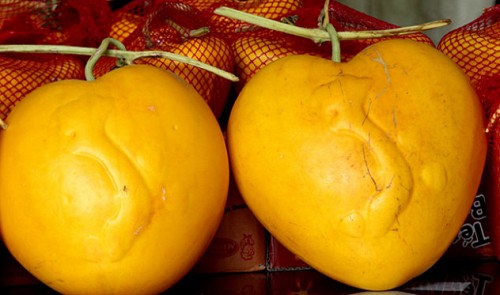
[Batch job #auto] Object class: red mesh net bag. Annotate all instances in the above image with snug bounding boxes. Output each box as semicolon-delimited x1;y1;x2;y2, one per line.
0;0;114;120
438;5;500;259
195;0;434;92
96;0;235;119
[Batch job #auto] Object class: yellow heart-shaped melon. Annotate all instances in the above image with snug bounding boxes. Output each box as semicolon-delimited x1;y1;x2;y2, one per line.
228;39;487;290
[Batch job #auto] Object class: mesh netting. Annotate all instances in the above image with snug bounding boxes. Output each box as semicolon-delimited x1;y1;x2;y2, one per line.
0;0;114;120
0;0;436;121
438;6;499;88
95;0;235;119
0;53;85;120
196;0;434;91
438;6;500;196
439;6;500;256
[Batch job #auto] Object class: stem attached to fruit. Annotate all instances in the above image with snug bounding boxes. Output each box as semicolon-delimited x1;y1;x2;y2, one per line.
320;0;341;62
326;23;341;62
85;38;129;81
213;6;451;43
0;42;239;82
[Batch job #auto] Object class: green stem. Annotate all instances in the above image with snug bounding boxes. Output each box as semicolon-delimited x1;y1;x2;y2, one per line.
85;38;128;81
0;44;239;82
213;6;450;43
325;23;341;62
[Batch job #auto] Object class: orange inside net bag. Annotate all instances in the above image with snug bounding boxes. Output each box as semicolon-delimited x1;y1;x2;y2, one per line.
438;5;500;259
195;0;434;92
0;0;114;120
98;0;235;119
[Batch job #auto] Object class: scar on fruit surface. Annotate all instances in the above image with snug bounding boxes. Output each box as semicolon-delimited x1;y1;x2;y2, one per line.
324;72;413;238
58;120;155;262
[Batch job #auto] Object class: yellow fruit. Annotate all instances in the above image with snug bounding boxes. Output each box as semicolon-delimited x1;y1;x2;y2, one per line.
137;35;234;119
0;64;229;294
228;39;487;290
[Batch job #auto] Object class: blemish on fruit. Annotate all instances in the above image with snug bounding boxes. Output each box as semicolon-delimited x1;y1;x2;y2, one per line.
372;50;391;84
65;130;76;137
421;162;447;191
161;186;167;201
134;225;143;236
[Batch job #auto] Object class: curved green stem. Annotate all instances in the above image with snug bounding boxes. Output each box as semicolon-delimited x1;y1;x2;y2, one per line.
0;44;239;82
85;38;129;81
213;6;450;43
325;23;341;62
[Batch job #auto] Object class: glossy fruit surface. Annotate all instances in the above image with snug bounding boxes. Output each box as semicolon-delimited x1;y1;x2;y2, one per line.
0;64;229;294
136;34;234;118
228;39;487;290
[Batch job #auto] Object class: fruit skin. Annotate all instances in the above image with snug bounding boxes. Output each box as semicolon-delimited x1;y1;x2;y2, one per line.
0;64;229;294
136;34;234;119
98;4;235;119
228;39;487;290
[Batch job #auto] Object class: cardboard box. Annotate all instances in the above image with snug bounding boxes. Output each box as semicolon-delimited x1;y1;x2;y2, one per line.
194;176;267;273
266;235;311;271
196;159;495;272
445;191;495;259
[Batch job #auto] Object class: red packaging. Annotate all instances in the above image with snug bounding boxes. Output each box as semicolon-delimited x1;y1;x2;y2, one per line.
438;5;500;260
445;191;495;259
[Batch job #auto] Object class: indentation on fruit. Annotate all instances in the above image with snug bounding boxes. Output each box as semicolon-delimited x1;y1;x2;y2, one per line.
71;149;153;262
322;75;414;238
52;101;157;263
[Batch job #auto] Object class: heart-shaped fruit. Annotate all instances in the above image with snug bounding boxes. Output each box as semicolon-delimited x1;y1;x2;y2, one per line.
227;39;487;290
0;64;229;294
